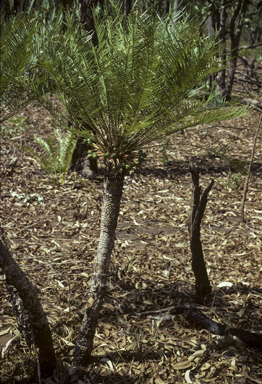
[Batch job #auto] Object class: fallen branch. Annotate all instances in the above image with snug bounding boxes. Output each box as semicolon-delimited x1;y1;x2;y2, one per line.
185;306;262;350
146;305;262;351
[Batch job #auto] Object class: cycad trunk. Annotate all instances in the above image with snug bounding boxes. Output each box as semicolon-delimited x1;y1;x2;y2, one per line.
0;227;56;377
73;173;124;366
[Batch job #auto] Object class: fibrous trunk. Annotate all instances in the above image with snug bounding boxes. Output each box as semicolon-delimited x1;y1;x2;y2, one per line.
73;173;124;366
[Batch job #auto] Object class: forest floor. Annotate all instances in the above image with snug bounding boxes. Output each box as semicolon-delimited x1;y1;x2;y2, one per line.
1;96;262;383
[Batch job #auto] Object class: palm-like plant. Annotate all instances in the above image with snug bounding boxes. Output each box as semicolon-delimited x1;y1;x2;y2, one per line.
0;12;38;123
0;7;65;124
2;5;249;366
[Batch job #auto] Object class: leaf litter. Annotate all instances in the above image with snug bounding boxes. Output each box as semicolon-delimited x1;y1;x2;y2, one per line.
0;102;262;383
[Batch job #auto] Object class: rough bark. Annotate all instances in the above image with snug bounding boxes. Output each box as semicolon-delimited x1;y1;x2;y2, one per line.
73;173;124;366
0;227;56;378
188;168;213;298
5;283;34;350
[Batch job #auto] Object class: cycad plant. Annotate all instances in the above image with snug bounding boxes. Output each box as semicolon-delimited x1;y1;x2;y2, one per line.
0;6;66;124
0;12;38;123
2;4;249;366
21;129;77;185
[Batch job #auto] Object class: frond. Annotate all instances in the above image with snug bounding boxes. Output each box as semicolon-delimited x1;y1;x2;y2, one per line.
20;129;75;185
33;134;57;166
6;4;250;173
0;13;39;122
166;98;250;134
56;130;77;184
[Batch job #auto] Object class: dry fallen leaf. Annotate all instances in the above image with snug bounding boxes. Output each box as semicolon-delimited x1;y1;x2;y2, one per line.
173;360;192;370
1;103;262;383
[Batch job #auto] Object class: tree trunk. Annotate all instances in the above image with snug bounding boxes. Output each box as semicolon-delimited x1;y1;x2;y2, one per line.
123;0;132;14
5;283;34;352
165;0;170;15
73;173;124;366
0;227;56;378
216;0;227;96
79;0;99;42
206;4;221;89
225;0;249;100
188;168;213;298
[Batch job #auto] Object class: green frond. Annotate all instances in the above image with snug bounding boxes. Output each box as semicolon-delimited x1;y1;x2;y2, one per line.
19;128;76;185
56;130;77;184
0;13;39;122
33;134;57;165
169;103;250;133
5;4;251;173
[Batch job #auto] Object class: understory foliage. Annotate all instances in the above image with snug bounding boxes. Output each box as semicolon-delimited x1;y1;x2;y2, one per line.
21;129;77;185
0;1;251;374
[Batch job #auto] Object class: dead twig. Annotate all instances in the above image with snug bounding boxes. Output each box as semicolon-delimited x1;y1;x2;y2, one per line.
188;167;213;298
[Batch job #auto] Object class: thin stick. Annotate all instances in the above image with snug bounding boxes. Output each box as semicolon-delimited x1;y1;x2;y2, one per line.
240;113;262;222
